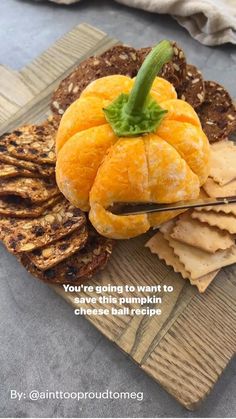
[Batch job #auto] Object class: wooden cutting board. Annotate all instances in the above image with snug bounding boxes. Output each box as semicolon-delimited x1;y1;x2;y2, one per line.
0;23;235;410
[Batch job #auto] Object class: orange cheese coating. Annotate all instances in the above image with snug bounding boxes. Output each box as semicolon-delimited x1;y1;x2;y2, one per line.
56;74;210;239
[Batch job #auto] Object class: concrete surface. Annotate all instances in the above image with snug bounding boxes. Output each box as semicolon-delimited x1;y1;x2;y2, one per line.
0;0;236;417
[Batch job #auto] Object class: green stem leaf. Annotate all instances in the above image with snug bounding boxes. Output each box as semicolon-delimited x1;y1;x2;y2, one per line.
103;40;173;137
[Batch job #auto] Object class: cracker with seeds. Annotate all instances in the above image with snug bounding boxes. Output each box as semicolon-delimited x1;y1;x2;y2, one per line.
51;46;142;116
0;135;55;178
51;43;186;115
139;42;186;89
0;195;61;218
0;200;86;253
6;120;56;165
0;177;59;203
146;231;219;292
197;81;236;143
177;64;205;108
171;212;234;253
203;177;236;197
209;140;236;185
0;162;36;179
20;230;113;285
51;49;139;116
100;45;140;77
192;210;236;234
27;225;88;270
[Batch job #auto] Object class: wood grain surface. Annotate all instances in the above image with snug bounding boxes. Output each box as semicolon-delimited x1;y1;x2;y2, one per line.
0;23;235;410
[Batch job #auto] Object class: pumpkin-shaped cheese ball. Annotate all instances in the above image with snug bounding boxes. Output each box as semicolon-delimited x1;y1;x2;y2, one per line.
56;41;210;239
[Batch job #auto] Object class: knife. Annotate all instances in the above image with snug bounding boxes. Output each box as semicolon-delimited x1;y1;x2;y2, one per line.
108;196;236;216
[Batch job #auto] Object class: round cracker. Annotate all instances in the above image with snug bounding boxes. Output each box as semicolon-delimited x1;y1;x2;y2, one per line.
51;46;140;116
100;45;140;77
197;81;236;143
138;42;186;89
177;64;205;108
51;43;187;116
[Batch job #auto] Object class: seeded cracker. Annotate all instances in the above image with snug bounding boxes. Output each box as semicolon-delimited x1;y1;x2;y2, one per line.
177;64;205;108
6;120;56;165
100;45;140;76
51;47;140;116
20;230;113;285
27;225;88;270
0;162;36;179
0;195;61;218
0;135;55;178
197;81;236;143
0;177;59;203
51;43;186;116
0;199;86;253
171;212;234;253
139;42;186;89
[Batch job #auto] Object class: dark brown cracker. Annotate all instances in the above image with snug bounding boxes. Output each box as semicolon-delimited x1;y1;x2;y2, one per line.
0;135;55;178
177;64;205;108
51;43;186;115
6;120;56;165
20;230;113;285
51;56;122;115
27;225;88;270
139;42;186;89
0;195;61;218
0;162;36;179
100;45;140;77
0;199;86;253
0;177;59;203
197;81;236;142
51;47;140;116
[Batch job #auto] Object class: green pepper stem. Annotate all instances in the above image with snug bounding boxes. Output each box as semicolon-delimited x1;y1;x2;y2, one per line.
125;40;173;116
103;40;174;137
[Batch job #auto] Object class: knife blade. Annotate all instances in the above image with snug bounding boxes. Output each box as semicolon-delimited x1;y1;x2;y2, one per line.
108;196;236;216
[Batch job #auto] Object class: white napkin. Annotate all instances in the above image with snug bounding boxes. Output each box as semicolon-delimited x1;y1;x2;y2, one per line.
45;0;236;46
117;0;236;45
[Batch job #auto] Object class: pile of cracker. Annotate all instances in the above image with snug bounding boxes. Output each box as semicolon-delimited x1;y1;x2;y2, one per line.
146;140;236;292
0;117;112;285
51;44;236;143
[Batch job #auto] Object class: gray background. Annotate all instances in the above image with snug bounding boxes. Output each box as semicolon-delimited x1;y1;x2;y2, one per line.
0;0;236;417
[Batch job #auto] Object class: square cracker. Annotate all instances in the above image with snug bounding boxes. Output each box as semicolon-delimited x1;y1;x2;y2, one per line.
0;177;59;203
171;212;234;252
209;140;236;185
146;232;219;292
192;210;236;234
6;120;56;165
194;203;236;216
0;195;61;218
27;225;88;270
167;236;236;279
0;162;36;179
203;178;236;197
0;199;86;253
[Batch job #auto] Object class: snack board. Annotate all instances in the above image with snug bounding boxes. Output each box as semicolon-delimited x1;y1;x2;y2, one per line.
0;24;235;410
